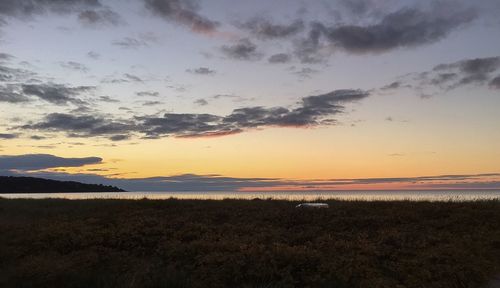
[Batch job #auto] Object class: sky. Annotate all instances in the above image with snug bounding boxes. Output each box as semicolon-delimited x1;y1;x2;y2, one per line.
0;0;500;191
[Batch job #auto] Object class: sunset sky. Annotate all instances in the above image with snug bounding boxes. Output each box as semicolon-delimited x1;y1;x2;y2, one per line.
1;0;500;191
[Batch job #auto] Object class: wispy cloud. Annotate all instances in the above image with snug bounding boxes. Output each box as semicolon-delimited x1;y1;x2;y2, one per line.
59;61;89;73
381;56;500;96
220;38;263;61
112;37;150;49
268;53;292;64
78;7;123;27
237;17;304;40
186;67;216;75
490;75;500;89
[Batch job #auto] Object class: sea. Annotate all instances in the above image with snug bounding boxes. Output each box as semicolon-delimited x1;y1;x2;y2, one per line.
2;190;500;201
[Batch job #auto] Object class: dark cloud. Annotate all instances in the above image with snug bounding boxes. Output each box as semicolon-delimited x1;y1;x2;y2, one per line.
109;134;129;141
0;0;121;33
186;67;215;75
143;0;219;34
238;18;304;39
0;133;17;139
21;90;369;139
384;56;500;94
112;174;283;192
490;75;500;89
0;84;30;103
0;0;102;18
138;113;228;138
292;5;476;62
138;89;369;138
20;113;135;141
268;53;291;64
220;38;263;61
0;154;102;171
136;91;159;97
434;56;500;87
21;83;95;105
337;0;379;17
59;61;89;73
459;57;500;74
293;22;328;64
0;65;36;82
328;173;500;185
318;7;476;54
30;135;46;140
78;7;122;26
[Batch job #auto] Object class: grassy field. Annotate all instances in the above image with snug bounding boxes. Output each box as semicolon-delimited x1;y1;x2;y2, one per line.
1;198;500;288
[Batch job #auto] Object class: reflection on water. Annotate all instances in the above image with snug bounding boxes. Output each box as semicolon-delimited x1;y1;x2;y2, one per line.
2;190;500;201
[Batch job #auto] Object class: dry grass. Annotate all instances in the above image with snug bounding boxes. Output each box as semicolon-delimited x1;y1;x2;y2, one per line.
1;198;500;288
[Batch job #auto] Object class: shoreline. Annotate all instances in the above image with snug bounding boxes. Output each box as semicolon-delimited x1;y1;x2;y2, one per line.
2;196;500;203
2;190;500;202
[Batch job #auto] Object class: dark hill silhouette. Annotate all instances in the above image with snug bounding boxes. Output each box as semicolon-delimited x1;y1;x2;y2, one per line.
0;176;125;193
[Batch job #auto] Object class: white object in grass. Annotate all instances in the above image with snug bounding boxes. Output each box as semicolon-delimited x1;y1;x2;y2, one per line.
295;203;329;208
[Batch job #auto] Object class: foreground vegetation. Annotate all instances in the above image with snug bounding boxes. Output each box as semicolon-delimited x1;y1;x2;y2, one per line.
1;198;500;288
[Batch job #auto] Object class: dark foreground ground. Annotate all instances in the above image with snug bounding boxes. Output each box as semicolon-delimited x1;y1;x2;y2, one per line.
1;199;500;288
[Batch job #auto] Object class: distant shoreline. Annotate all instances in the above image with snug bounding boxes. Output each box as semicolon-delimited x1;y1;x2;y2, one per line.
2;189;500;202
0;176;126;193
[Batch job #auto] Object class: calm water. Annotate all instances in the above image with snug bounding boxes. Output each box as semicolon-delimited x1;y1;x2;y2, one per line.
2;190;500;201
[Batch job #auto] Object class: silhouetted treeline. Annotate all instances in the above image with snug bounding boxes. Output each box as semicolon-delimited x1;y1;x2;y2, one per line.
1;198;500;287
0;176;125;193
